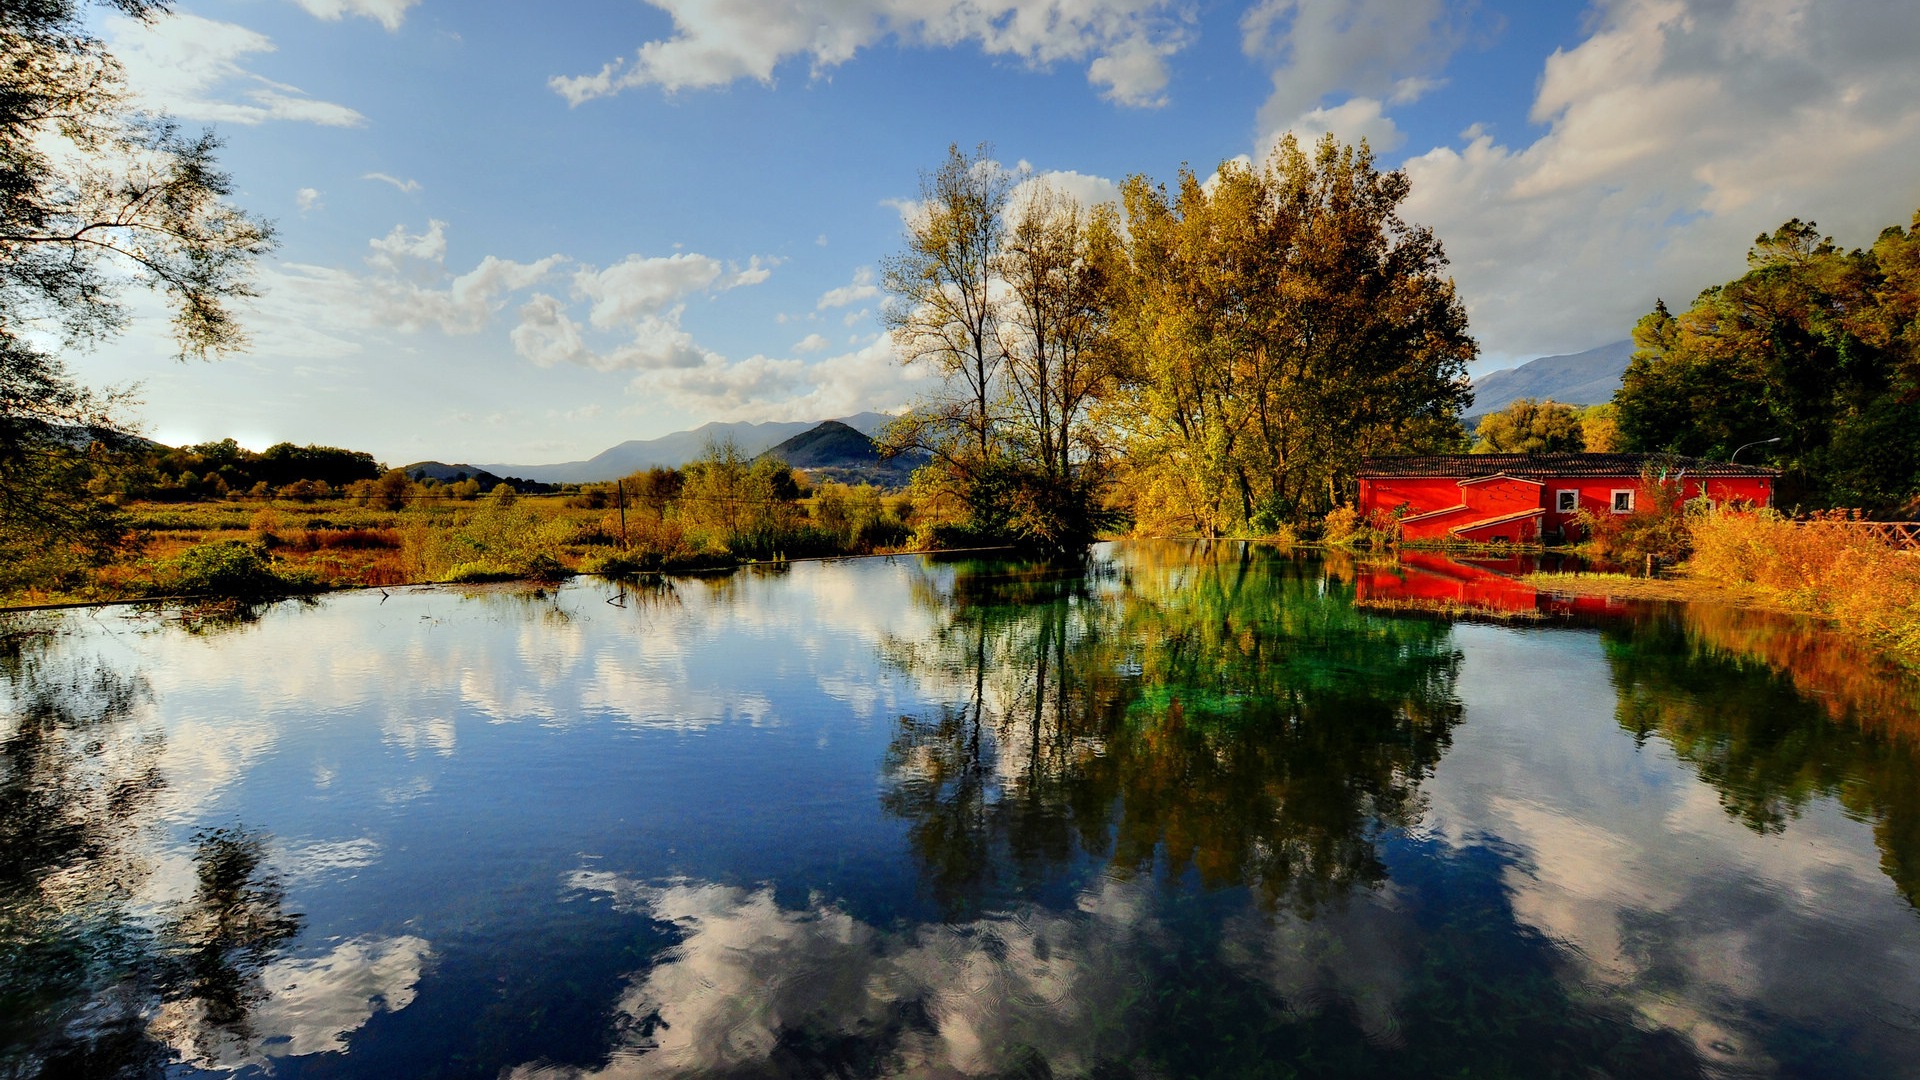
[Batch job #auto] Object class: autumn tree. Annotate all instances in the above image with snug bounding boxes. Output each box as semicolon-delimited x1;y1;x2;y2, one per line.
882;147;1119;552
1105;135;1475;536
882;143;1013;466
1616;215;1920;512
1472;399;1585;453
1577;403;1621;452
1;0;275;580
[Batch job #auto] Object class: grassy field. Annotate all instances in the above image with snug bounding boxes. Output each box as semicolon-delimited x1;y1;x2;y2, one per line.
5;486;919;608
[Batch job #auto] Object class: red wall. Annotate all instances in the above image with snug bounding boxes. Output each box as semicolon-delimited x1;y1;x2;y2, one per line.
1360;471;1773;543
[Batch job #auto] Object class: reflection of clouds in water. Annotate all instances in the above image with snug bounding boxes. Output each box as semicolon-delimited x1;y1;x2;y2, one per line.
508;872;1159;1078
583;655;774;732
1220;887;1419;1046
283;837;382;883
1430;626;1920;1073
382;712;456;757
107;564;933;759
150;934;431;1071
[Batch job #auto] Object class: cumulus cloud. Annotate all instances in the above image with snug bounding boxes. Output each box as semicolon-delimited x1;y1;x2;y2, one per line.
793;332;831;353
276;220;563;339
1010;168;1123;215
291;0;421;32
1267;94;1403;153
1243;0;1463;142
506;254;774;372
549;0;1192;109
295;187;322;212
816;266;880;310
646;336;934;421
106;13;365;127
1398;0;1920;359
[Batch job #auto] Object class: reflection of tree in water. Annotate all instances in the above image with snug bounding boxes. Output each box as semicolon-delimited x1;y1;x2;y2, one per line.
0;620;302;1076
880;542;1467;916
150;828;304;1067
1606;612;1920;908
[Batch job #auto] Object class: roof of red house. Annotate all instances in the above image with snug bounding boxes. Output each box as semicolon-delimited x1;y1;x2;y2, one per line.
1356;453;1779;478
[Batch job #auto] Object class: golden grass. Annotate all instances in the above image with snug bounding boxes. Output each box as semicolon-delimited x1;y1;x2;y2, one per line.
1686;510;1920;664
1534;511;1920;668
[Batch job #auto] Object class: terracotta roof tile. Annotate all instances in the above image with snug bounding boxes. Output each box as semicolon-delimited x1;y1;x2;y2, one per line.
1356;453;1778;479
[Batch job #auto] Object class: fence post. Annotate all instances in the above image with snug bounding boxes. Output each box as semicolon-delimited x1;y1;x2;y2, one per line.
616;480;629;550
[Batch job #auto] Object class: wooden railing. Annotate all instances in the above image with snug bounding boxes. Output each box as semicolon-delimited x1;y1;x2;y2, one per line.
1794;520;1920;551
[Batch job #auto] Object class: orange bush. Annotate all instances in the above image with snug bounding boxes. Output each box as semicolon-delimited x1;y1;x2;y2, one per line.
1687;508;1920;664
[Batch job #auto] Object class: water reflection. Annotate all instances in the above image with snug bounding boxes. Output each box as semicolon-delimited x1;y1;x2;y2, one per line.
1606;613;1920;908
6;546;1920;1078
882;542;1466;916
0;622;427;1077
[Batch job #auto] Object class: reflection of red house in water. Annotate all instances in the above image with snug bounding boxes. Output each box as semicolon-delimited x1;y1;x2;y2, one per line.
1357;453;1777;544
1356;551;1631;618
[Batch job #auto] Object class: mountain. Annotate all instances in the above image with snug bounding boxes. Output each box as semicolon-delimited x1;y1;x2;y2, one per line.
1468;340;1633;419
762;420;883;468
478;411;895;483
402;461;507;486
758;420;925;488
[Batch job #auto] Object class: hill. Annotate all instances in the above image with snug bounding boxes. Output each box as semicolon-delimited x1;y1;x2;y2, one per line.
478;411;895;483
1469;341;1632;419
757;420;924;488
402;462;508;486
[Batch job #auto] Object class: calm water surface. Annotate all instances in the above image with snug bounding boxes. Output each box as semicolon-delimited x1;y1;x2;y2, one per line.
6;542;1920;1078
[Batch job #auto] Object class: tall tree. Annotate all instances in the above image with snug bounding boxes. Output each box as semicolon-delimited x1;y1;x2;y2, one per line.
1;0;275;580
998;182;1117;485
882;142;1013;465
1616;214;1920;512
1106;135;1474;535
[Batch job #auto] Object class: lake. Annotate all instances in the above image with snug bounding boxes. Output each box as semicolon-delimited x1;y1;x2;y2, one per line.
5;541;1920;1078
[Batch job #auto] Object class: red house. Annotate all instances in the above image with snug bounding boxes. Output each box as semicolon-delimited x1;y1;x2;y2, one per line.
1357;453;1777;544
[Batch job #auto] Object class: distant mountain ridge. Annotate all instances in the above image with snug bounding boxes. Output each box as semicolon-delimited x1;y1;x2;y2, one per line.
1469;341;1632;419
759;420;925;488
477;411;896;484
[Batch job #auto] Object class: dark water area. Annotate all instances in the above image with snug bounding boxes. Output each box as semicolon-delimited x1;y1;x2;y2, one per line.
5;542;1920;1079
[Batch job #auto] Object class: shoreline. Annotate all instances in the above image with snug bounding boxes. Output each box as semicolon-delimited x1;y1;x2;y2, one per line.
0;543;1025;616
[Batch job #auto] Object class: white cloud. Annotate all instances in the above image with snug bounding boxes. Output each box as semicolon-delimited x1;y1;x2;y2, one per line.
368;219;448;268
793;332;831;353
1243;0;1462;142
364;172;422;194
644;336;935;421
816;266;880;310
1268;94;1403;153
276;221;564;339
295;187;322;212
549;0;1192;109
576;254;730;329
291;0;420;32
1010;169;1122;215
1087;33;1182;107
1398;0;1920;359
107;13;365;127
507;253;773;372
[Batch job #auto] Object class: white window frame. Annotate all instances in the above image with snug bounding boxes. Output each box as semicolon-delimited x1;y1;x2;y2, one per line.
1611;489;1635;514
1555;489;1578;514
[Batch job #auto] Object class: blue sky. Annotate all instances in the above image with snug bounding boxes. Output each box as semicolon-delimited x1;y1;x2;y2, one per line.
70;0;1920;465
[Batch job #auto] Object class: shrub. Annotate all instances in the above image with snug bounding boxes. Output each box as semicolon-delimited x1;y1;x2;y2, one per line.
1687;507;1920;665
153;541;312;600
